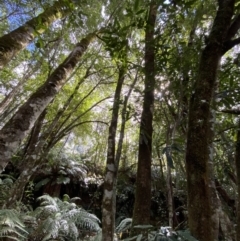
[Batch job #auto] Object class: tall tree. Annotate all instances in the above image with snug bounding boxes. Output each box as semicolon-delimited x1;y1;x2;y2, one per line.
0;0;73;69
0;31;97;174
185;1;236;240
131;0;157;234
101;36;128;239
235;118;240;241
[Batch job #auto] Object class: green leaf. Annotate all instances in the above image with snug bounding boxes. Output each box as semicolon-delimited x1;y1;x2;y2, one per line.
35;178;51;191
184;0;197;8
136;9;146;15
56;176;70;184
35;38;44;48
177;230;198;241
171;143;183;152
133;224;153;229
168;236;179;241
134;0;140;12
136;234;143;241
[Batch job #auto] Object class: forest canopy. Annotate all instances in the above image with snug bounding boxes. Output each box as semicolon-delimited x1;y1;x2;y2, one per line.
0;0;240;241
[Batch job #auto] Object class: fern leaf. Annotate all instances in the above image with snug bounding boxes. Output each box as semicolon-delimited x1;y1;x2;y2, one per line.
116;218;132;233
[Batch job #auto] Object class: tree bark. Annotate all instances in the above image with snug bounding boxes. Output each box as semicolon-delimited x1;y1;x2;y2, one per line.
0;0;73;69
102;62;127;241
0;31;97;174
185;1;234;240
235;118;240;241
215;179;235;210
131;0;157;236
2;111;47;208
165;126;174;231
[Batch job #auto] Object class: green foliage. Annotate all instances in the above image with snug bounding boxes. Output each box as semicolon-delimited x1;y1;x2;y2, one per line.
35;151;88;191
116;218;132;234
31;194;101;240
0;0;239;240
0;209;28;240
0;193;101;241
0;174;15;207
162;143;184;169
116;219;198;241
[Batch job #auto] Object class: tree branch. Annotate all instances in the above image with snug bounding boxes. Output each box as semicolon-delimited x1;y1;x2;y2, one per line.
226;14;240;40
223;36;240;54
220;108;240;115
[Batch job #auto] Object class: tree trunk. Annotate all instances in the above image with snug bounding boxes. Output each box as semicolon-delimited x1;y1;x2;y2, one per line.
3;111;46;208
215;179;235;211
185;1;234;240
131;0;157;236
102;62;127;241
235;118;240;241
219;207;235;241
165;126;174;231
166;162;174;230
102;65;138;241
0;31;97;174
0;0;73;69
22;109;47;159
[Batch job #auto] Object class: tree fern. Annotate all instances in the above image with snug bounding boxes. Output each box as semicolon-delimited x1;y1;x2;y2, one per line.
30;194;100;241
39;151;88;181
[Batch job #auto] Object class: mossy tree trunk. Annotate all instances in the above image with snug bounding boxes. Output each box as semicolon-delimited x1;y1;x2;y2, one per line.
3;110;46;208
0;32;97;174
0;0;73;69
102;61;127;241
235;118;240;241
131;0;157;235
185;1;235;240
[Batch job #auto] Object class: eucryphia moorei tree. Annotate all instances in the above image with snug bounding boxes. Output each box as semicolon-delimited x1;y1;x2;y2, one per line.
185;0;240;240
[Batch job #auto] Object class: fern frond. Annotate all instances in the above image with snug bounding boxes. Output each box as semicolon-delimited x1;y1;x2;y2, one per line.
0;235;21;241
0;209;28;239
37;195;58;206
0;226;27;239
64;208;100;231
35;178;51;191
0;209;25;229
115;218;132;233
62;222;78;240
77;217;100;232
31;194;101;241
